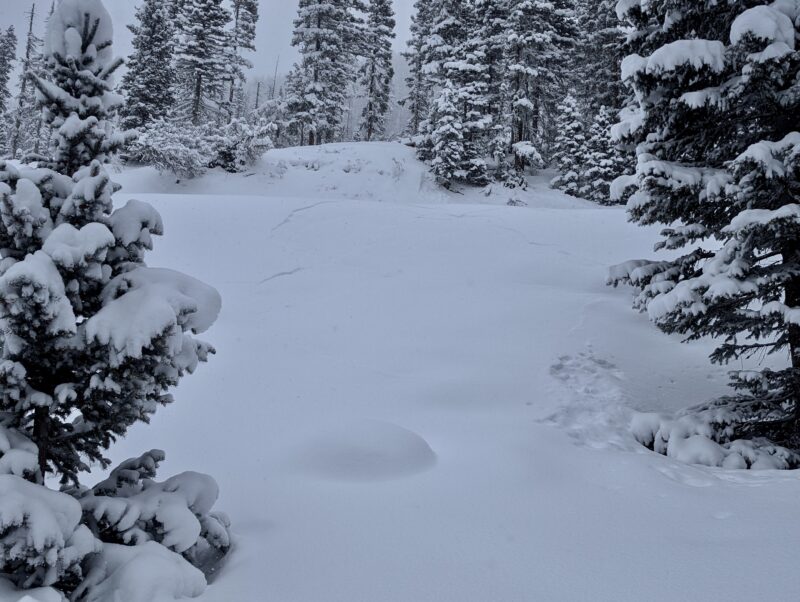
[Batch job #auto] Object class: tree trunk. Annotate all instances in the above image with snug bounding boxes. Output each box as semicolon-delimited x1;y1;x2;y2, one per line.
33;406;49;483
192;74;203;125
784;247;800;431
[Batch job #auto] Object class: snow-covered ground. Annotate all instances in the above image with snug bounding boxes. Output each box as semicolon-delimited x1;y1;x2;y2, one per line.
97;142;800;601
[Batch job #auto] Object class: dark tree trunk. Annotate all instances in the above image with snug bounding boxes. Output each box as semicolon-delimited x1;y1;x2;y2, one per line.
192;74;203;125
33;406;49;483
784;246;800;431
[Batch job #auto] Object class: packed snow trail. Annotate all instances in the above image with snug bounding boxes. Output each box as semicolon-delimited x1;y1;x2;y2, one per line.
102;143;800;602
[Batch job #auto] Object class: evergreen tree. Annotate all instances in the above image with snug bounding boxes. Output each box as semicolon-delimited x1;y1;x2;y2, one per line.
0;27;16;116
7;0;219;486
0;26;17;155
610;1;800;456
32;3;128;174
579;105;626;204
358;0;396;141
401;0;436;137
574;0;626;115
429;80;464;187
0;2;229;594
475;0;515;183
224;0;259;121
172;0;231;125
120;0;176;130
505;0;577;169
424;0;490;185
550;94;585;195
288;0;366;145
7;5;46;160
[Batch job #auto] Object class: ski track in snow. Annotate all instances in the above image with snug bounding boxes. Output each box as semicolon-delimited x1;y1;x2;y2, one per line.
258;268;306;285
270;201;338;233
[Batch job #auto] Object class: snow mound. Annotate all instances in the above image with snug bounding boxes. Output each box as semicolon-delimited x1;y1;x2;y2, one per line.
116;143;597;209
85;542;206;602
292;420;437;481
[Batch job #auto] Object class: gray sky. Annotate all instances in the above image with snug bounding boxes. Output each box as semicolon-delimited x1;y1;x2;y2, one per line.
0;0;414;79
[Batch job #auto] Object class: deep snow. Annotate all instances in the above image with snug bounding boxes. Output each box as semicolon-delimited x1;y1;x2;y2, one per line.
8;142;800;601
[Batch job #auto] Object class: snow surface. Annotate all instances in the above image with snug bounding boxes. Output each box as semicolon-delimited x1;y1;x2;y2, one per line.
85;142;800;600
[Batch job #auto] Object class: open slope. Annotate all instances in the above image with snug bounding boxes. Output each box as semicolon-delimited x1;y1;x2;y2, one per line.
101;143;800;601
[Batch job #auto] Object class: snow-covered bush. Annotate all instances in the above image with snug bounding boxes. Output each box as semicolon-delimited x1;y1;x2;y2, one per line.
630;405;800;470
511;141;544;174
78;450;231;573
128;118;274;178
209;118;274;173
126;119;211;180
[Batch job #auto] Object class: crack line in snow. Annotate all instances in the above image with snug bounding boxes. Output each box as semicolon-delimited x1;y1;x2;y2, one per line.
271;201;338;233
258;267;305;284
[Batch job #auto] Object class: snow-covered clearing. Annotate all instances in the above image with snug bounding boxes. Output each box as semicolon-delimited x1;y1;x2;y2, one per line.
94;142;800;601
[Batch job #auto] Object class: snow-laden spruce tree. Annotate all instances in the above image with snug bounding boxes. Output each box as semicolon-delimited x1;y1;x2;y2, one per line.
580;106;627;204
505;0;577;169
424;0;490;185
0;27;16;115
610;0;800;467
7;5;46;160
0;0;228;595
574;0;626;116
0;26;17;154
288;0;366;145
550;94;585;195
32;2;130;175
401;0;436;137
358;0;396;141
475;0;516;185
172;0;231;125
120;0;176;130
429;80;464;187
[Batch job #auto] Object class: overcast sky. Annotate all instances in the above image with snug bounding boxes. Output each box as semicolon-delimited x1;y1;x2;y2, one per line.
0;0;414;78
